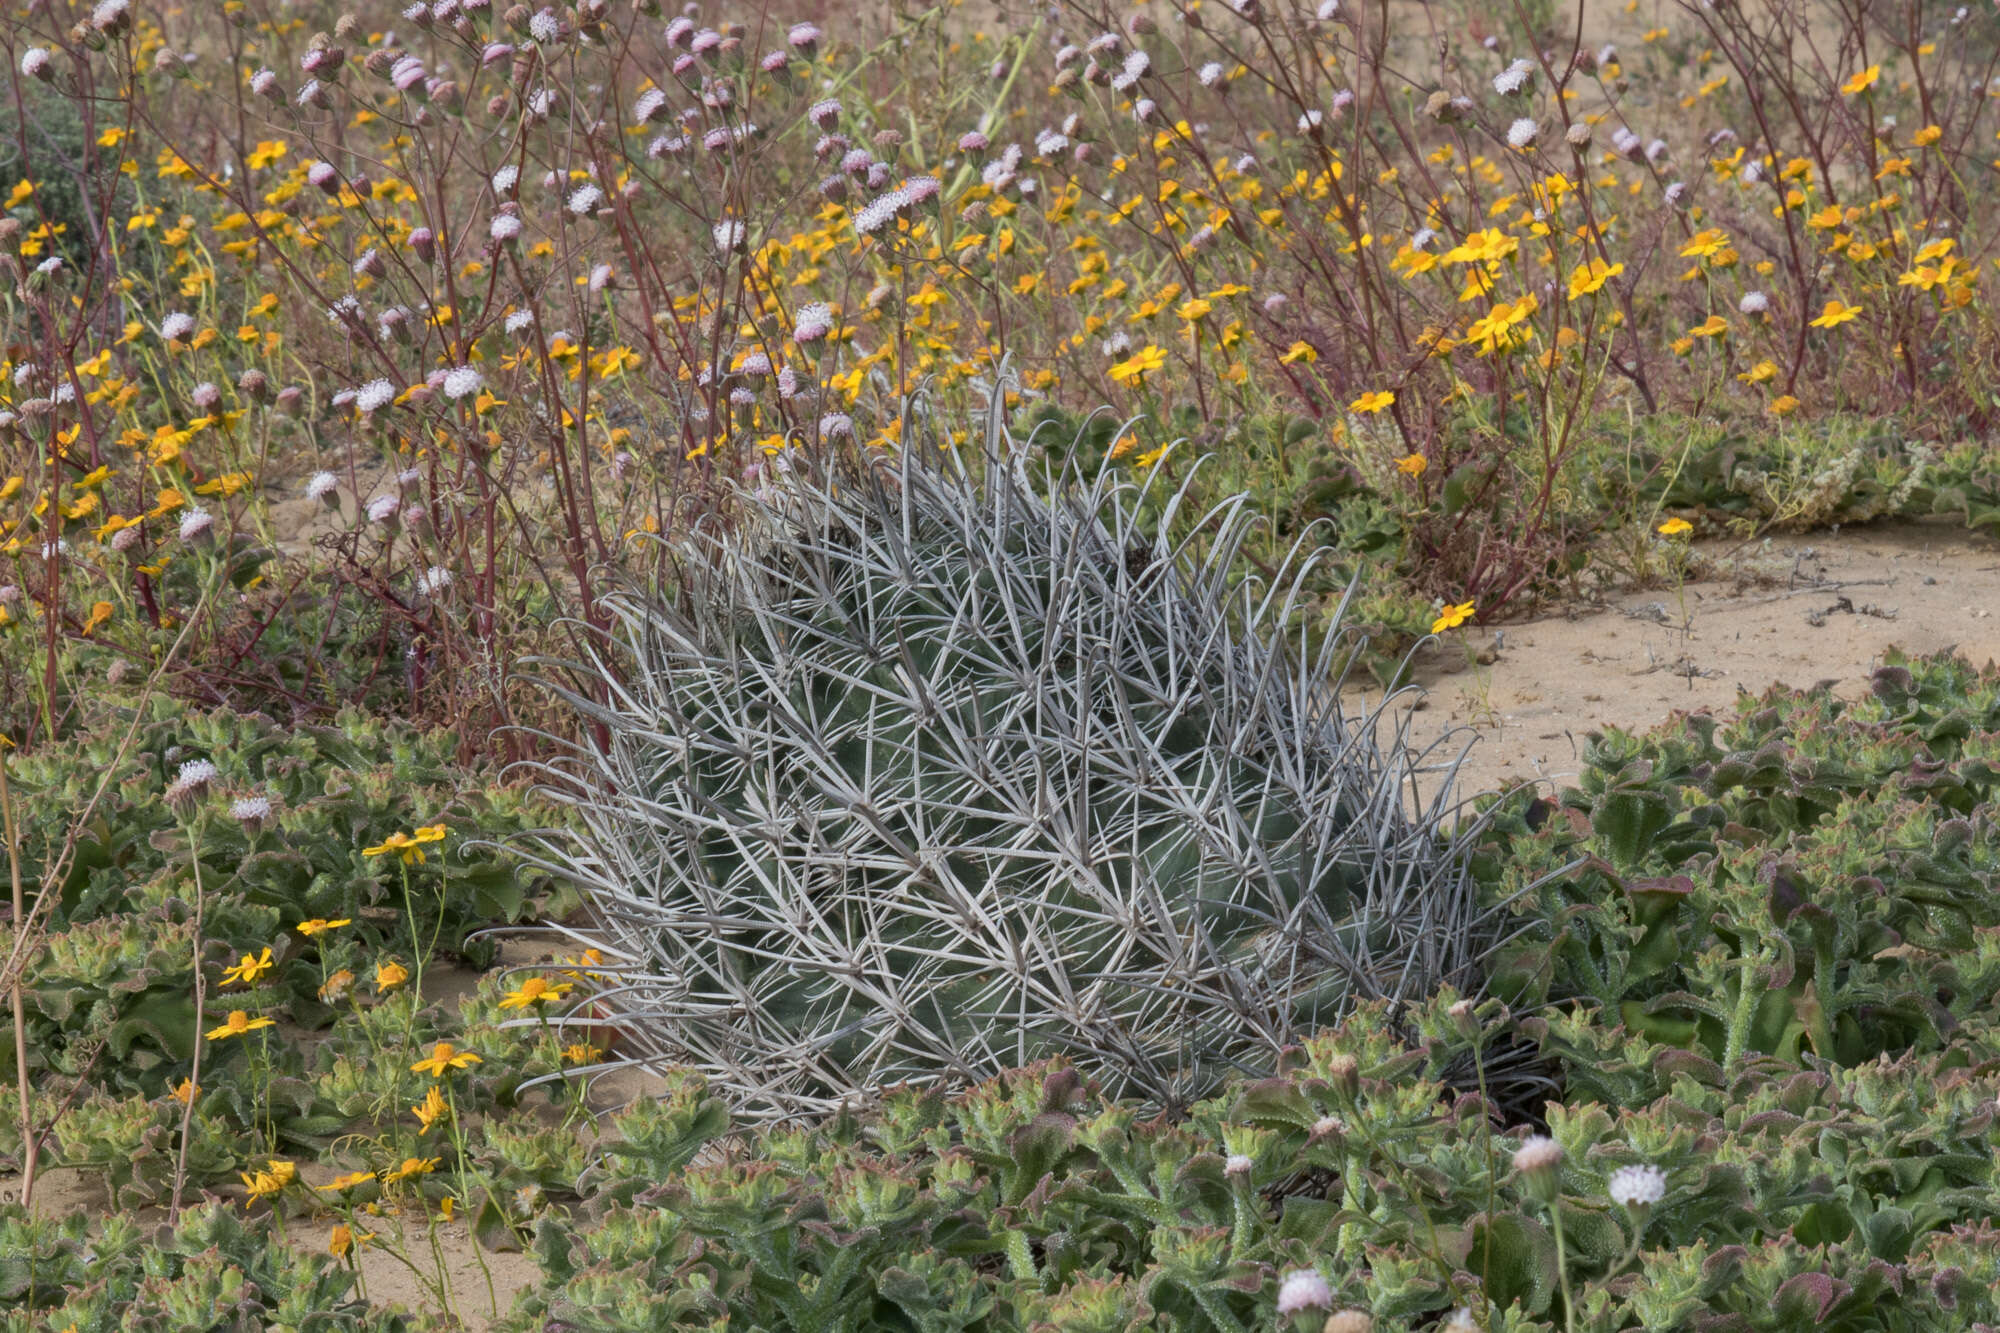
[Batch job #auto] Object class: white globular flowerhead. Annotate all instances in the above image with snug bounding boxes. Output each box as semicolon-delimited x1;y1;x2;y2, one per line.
1511;1134;1564;1181
1494;58;1534;96
1224;1152;1254;1179
165;758;220;812
367;494;401;526
1507;117;1539;150
1112;48;1149;91
634;87;669;123
1198;61;1224;87
356;378;397;413
415;565;453;596
1740;291;1769;314
306;471;341;508
160;312;196;342
819;412;852;438
178;507;215;544
713;218;747;253
567;183;604;216
852;194;902;237
793;301;833;344
442;366;483;400
1275;1270;1333;1316
1441;1308;1483;1333
528;8;560;43
490;212;522;242
492;163;519;196
1607;1163;1668;1208
20;48;52;82
230;794;273;832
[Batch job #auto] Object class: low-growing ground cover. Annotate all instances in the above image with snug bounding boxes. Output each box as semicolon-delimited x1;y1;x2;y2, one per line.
12;649;2000;1330
2;0;1999;1326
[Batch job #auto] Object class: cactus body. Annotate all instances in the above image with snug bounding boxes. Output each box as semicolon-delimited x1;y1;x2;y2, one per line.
525;420;1489;1117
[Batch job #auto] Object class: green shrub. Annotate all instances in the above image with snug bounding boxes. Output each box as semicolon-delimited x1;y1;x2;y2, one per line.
1479;648;2000;1071
506;997;2000;1332
2;699;552;1093
0;1202;412;1331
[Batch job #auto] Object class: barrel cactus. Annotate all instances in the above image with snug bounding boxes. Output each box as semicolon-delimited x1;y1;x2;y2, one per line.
522;413;1495;1118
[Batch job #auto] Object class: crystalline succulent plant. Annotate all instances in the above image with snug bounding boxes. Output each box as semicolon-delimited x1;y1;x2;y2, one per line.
524;407;1495;1117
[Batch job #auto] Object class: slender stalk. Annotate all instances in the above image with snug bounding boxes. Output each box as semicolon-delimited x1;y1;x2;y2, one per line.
170;817;207;1222
0;749;33;1209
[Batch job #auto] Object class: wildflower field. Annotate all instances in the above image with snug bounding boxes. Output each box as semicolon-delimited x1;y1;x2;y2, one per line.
3;0;2000;1327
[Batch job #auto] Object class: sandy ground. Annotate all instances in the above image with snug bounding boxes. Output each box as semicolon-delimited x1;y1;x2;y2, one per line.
1379;521;2000;803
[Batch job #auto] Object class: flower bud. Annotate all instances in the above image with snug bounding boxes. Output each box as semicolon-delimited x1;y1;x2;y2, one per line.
230;794;273;836
1511;1133;1564;1196
165;758;219;814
